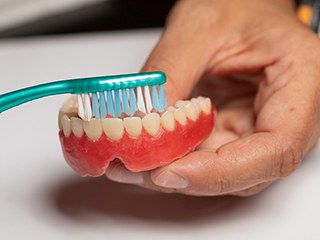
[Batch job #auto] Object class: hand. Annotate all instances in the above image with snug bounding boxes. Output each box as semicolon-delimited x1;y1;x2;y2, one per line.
106;0;320;196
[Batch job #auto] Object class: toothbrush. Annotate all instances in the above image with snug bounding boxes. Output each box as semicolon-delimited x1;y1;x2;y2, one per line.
0;71;167;120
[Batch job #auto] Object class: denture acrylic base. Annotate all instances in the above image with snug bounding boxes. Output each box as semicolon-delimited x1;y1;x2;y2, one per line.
59;97;216;177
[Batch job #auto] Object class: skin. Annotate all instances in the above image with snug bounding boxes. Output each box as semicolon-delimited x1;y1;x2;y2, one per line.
105;0;320;196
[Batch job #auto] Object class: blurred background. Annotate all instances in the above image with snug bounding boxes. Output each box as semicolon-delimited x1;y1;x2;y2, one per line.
0;0;176;38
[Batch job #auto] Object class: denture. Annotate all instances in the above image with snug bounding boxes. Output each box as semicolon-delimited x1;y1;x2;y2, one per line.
59;96;216;177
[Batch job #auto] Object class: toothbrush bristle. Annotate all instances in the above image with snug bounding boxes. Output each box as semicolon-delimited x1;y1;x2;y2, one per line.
144;86;153;113
114;89;121;117
137;86;146;114
106;90;115;117
92;92;100;118
99;91;107;118
121;89;131;116
84;94;92;121
76;83;167;121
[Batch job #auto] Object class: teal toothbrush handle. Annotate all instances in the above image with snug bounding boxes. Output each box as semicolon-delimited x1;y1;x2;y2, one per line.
0;72;166;113
0;81;72;113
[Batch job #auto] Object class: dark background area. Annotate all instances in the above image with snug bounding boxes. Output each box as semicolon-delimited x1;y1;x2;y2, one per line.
0;0;176;38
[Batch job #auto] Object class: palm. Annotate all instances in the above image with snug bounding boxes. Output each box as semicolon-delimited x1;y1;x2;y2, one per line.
194;76;257;150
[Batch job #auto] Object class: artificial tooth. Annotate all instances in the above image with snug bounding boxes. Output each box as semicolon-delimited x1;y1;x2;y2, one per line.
70;117;84;138
175;100;188;108
83;118;103;141
166;106;176;112
191;98;201;114
161;111;175;131
185;103;198;121
205;98;212;111
102;118;124;141
174;107;187;126
61;96;77;112
123;117;142;137
142;113;161;137
199;98;211;115
61;114;71;137
58;111;64;130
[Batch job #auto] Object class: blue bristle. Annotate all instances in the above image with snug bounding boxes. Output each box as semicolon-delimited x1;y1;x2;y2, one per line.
114;89;121;117
92;92;100;118
99;91;107;118
129;88;137;113
159;84;167;111
106;90;115;117
121;89;131;115
151;85;160;112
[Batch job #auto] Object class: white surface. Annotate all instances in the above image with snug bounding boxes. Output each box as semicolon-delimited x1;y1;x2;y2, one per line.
0;30;320;240
0;0;106;31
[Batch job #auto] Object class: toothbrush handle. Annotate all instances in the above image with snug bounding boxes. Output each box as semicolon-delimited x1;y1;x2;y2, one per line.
0;81;71;113
0;72;166;113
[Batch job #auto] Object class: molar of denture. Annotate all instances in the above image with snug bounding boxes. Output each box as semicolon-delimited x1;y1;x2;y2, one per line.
174;107;187;126
58;111;64;130
83;118;103;141
185;103;198;121
199;98;211;115
70;117;84;138
166;106;176;112
161;110;175;131
61;96;77;113
123;117;142;137
101;118;124;141
205;98;212;111
191;98;201;114
61;114;71;137
175;100;189;108
142;113;161;137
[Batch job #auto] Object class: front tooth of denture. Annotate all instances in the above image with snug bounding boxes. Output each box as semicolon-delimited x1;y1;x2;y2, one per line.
101;118;124;141
142;113;161;137
61;115;71;137
123;117;142;137
199;98;212;115
161;111;175;131
184;103;198;121
70;117;84;138
174;107;187;125
83;119;103;141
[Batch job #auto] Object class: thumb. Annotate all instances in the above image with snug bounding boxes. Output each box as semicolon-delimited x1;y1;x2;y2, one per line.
141;26;212;105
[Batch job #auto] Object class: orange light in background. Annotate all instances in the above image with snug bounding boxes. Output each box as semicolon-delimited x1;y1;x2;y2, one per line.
297;4;313;25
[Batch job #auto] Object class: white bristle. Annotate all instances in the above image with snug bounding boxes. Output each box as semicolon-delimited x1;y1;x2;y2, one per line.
84;93;92;121
77;94;85;119
137;86;146;113
144;86;153;113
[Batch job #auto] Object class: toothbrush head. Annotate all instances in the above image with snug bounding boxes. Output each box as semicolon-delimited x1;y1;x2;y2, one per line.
76;72;167;120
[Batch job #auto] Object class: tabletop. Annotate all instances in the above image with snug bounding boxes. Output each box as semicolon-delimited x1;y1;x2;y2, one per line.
0;29;319;240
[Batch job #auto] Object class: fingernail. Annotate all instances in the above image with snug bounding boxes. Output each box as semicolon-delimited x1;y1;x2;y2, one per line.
106;166;144;184
153;171;188;189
